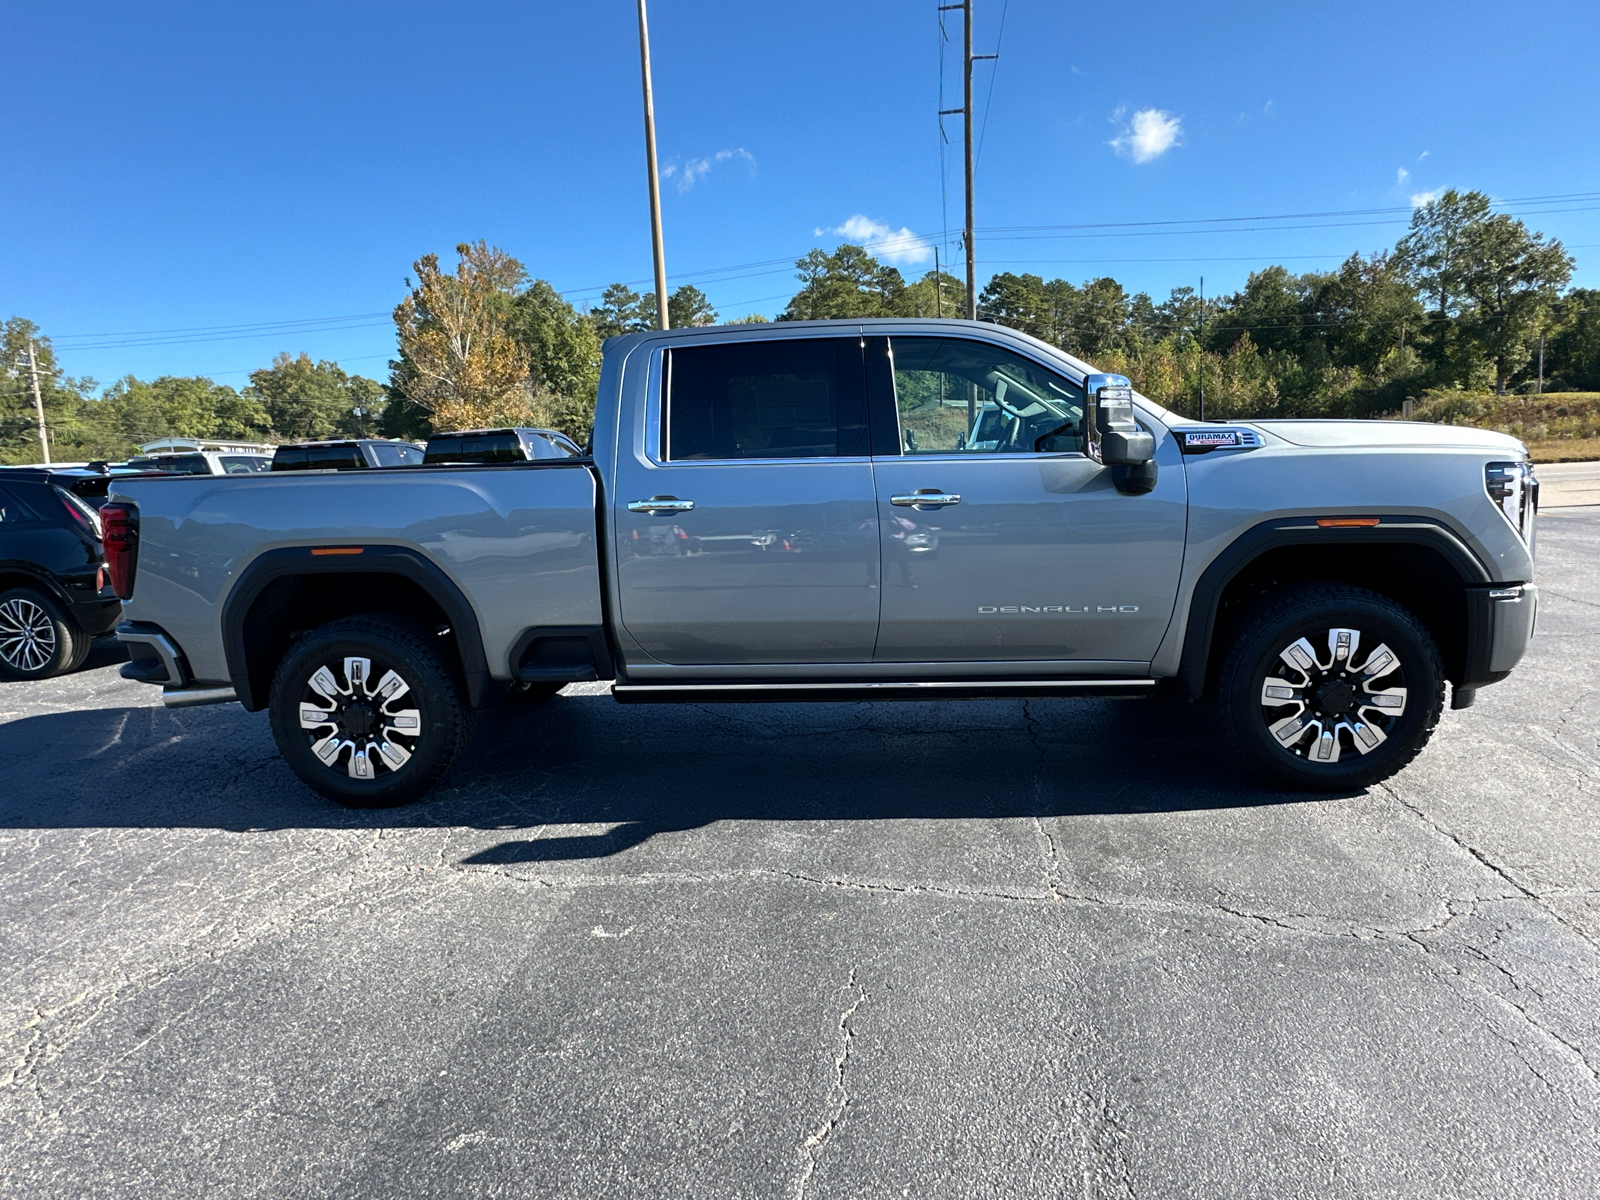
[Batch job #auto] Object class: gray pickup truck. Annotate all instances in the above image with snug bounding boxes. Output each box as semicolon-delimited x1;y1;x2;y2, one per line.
101;318;1538;805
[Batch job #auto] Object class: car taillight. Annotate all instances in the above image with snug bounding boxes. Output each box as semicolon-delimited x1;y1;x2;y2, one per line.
100;504;138;599
55;486;103;538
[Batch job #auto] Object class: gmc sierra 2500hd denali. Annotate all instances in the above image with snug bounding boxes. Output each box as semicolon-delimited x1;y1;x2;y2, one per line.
101;318;1538;806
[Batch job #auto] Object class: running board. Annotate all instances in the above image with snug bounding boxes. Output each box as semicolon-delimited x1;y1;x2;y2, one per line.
610;678;1158;704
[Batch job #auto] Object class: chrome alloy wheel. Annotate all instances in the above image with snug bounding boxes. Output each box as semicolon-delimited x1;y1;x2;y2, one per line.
297;656;423;780
1259;627;1408;764
0;597;58;672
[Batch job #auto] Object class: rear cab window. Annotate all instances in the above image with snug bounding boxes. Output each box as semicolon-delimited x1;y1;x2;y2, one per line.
219;455;271;474
272;444;366;470
424;433;528;465
368;443;423;467
663;338;868;461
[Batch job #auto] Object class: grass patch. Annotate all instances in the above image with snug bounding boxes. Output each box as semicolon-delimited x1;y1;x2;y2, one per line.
1407;392;1600;461
1526;437;1600;463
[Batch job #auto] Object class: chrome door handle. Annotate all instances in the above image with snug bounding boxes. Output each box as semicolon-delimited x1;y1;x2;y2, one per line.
628;496;695;514
890;490;961;509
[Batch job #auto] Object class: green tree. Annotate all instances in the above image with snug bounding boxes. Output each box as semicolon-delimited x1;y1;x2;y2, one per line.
1394;189;1570;391
639;284;719;330
247;353;383;441
94;375;268;449
779;245;906;320
590;283;644;338
511;280;603;441
1545;288;1600;391
0;318;96;464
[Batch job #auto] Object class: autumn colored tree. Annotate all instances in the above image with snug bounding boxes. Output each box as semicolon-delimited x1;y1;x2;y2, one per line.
392;242;534;431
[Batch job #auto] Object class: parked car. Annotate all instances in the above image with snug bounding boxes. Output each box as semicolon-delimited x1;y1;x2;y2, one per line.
127;450;273;475
271;439;425;471
105;318;1538;806
423;427;580;464
0;468;123;679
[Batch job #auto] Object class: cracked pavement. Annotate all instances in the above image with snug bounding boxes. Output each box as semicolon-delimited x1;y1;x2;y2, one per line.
2;508;1599;1198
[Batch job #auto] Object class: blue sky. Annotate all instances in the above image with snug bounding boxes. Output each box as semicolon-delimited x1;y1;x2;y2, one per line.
5;0;1598;391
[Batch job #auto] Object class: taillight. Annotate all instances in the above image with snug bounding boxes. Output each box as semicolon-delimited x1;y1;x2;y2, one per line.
100;504;138;599
55;486;103;538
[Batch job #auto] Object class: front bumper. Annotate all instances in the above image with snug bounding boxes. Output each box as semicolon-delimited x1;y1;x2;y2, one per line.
1453;582;1537;707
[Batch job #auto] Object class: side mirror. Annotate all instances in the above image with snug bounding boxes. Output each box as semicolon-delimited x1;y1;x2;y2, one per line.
1084;374;1155;466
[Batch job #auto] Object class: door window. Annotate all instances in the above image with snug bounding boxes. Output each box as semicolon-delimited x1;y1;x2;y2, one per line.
0;486;38;524
664;338;868;461
888;338;1084;455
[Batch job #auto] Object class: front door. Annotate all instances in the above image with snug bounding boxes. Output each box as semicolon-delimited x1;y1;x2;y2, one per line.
869;335;1187;665
612;334;880;666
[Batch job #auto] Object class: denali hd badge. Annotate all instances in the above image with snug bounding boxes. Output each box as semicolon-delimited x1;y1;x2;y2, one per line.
978;605;1139;614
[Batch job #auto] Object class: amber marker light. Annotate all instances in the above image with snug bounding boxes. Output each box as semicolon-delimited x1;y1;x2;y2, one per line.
1316;518;1381;528
310;547;366;556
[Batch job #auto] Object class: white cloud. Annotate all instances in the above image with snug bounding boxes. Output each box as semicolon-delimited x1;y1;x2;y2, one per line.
1418;150;1430;160
1108;108;1183;164
1396;166;1409;184
814;214;933;266
662;147;755;193
1411;189;1442;208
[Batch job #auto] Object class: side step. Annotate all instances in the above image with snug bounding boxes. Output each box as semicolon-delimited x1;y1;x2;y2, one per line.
611;678;1157;704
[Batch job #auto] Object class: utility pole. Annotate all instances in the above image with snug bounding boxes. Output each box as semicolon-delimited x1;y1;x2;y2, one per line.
934;246;942;318
1537;331;1545;395
636;0;669;330
1197;277;1206;423
21;340;50;465
940;1;995;321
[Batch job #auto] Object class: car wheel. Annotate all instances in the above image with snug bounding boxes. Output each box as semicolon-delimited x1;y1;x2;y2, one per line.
1218;583;1446;791
0;587;81;681
268;616;476;807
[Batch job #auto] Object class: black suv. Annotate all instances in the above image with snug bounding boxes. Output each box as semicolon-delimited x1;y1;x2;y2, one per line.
0;468;123;680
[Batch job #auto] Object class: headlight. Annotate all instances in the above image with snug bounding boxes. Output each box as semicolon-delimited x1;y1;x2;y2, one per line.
1485;461;1536;544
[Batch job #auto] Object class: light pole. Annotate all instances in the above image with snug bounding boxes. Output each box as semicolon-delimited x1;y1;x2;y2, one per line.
636;0;670;330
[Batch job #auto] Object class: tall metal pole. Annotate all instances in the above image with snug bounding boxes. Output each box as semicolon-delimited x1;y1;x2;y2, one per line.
962;0;976;320
636;0;669;330
25;340;50;465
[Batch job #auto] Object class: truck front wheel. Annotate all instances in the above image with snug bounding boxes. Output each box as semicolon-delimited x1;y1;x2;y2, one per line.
1218;584;1446;791
268;616;476;807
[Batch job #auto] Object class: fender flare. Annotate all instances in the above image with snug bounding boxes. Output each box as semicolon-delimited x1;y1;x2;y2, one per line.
1177;517;1492;700
220;545;492;711
0;563;80;616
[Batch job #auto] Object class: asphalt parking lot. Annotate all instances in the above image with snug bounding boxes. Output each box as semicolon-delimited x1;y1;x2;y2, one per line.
2;510;1598;1200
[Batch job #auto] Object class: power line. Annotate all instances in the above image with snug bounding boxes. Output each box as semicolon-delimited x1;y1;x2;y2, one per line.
33;195;1600;354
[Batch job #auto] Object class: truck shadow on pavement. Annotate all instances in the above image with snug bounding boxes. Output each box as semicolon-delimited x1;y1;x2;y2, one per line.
0;689;1343;850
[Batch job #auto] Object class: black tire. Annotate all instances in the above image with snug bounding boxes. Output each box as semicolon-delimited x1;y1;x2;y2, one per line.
507;681;564;704
0;587;82;682
268;616;476;807
1217;584;1446;791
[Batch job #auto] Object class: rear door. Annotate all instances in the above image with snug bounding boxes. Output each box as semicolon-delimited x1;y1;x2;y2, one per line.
611;334;880;666
868;334;1188;666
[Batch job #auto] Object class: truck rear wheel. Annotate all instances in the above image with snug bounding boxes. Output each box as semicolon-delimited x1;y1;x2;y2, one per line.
268;616;475;807
1218;584;1445;791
